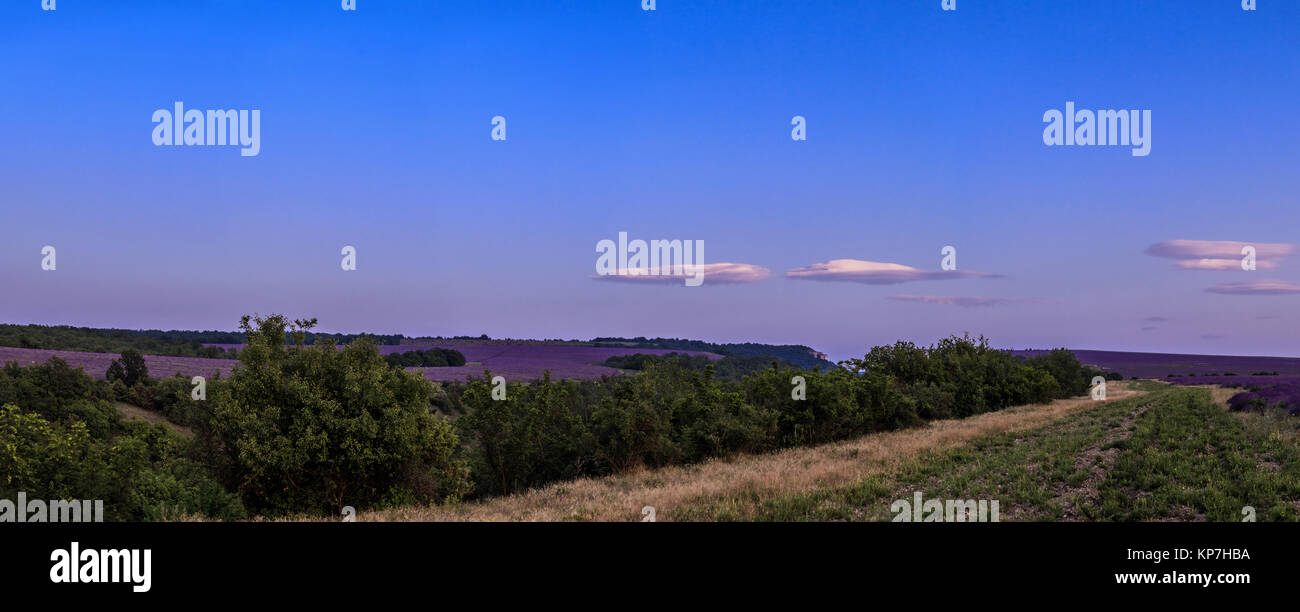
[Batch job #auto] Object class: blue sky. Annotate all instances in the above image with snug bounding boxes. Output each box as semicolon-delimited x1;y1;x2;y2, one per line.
2;0;1298;361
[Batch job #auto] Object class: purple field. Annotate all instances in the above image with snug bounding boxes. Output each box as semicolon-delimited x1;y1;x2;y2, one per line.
407;344;721;382
0;346;238;380
1013;349;1300;416
3;343;721;383
202;343;722;382
1162;375;1300;415
1013;349;1300;379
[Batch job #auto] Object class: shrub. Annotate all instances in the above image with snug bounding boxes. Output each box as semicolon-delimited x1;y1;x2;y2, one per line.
0;403;244;521
1023;348;1091;398
456;371;595;496
196;314;470;516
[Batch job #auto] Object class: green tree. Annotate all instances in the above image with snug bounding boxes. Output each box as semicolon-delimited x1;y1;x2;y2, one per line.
119;349;149;387
105;360;126;384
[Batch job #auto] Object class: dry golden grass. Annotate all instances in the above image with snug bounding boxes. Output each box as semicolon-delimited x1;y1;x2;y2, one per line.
1209;385;1239;407
337;381;1144;523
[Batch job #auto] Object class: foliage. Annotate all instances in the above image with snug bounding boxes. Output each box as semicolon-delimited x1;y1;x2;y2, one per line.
195;314;470;515
0;323;242;359
106;348;150;387
0;361;243;521
453;335;1094;498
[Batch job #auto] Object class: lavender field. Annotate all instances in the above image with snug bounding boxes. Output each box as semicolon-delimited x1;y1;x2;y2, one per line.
1014;349;1300;378
203;342;722;382
0;346;238;379
1013;349;1300;416
407;344;721;382
1;343;721;383
1162;374;1300;416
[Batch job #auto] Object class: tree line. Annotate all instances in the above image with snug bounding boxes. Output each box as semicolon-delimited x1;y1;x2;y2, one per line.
0;323;408;360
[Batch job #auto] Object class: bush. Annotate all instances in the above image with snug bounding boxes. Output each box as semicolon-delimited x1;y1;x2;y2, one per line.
196;314;470;515
1023;348;1091;398
0;403;244;521
457;371;595;496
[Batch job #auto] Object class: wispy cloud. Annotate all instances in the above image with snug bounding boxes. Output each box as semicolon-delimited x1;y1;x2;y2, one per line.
1201;334;1225;340
1140;326;1158;332
1146;239;1294;270
886;295;1041;307
591;262;770;285
1205;280;1300;295
1142;316;1173;322
787;259;1000;285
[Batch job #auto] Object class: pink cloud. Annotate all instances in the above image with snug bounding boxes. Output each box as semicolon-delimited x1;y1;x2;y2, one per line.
1146;239;1294;270
786;259;999;285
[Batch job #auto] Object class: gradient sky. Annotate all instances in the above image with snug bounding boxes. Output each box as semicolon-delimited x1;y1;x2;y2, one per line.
2;0;1298;361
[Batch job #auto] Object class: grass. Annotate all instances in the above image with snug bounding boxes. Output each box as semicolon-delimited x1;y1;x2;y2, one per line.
1086;387;1300;521
669;382;1300;522
672;381;1162;521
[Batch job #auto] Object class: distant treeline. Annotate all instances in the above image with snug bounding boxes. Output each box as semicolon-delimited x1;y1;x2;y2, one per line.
0;323;404;358
2;314;1110;520
384;348;467;368
604;352;797;381
591;336;836;369
0;324;243;358
1;324;834;373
